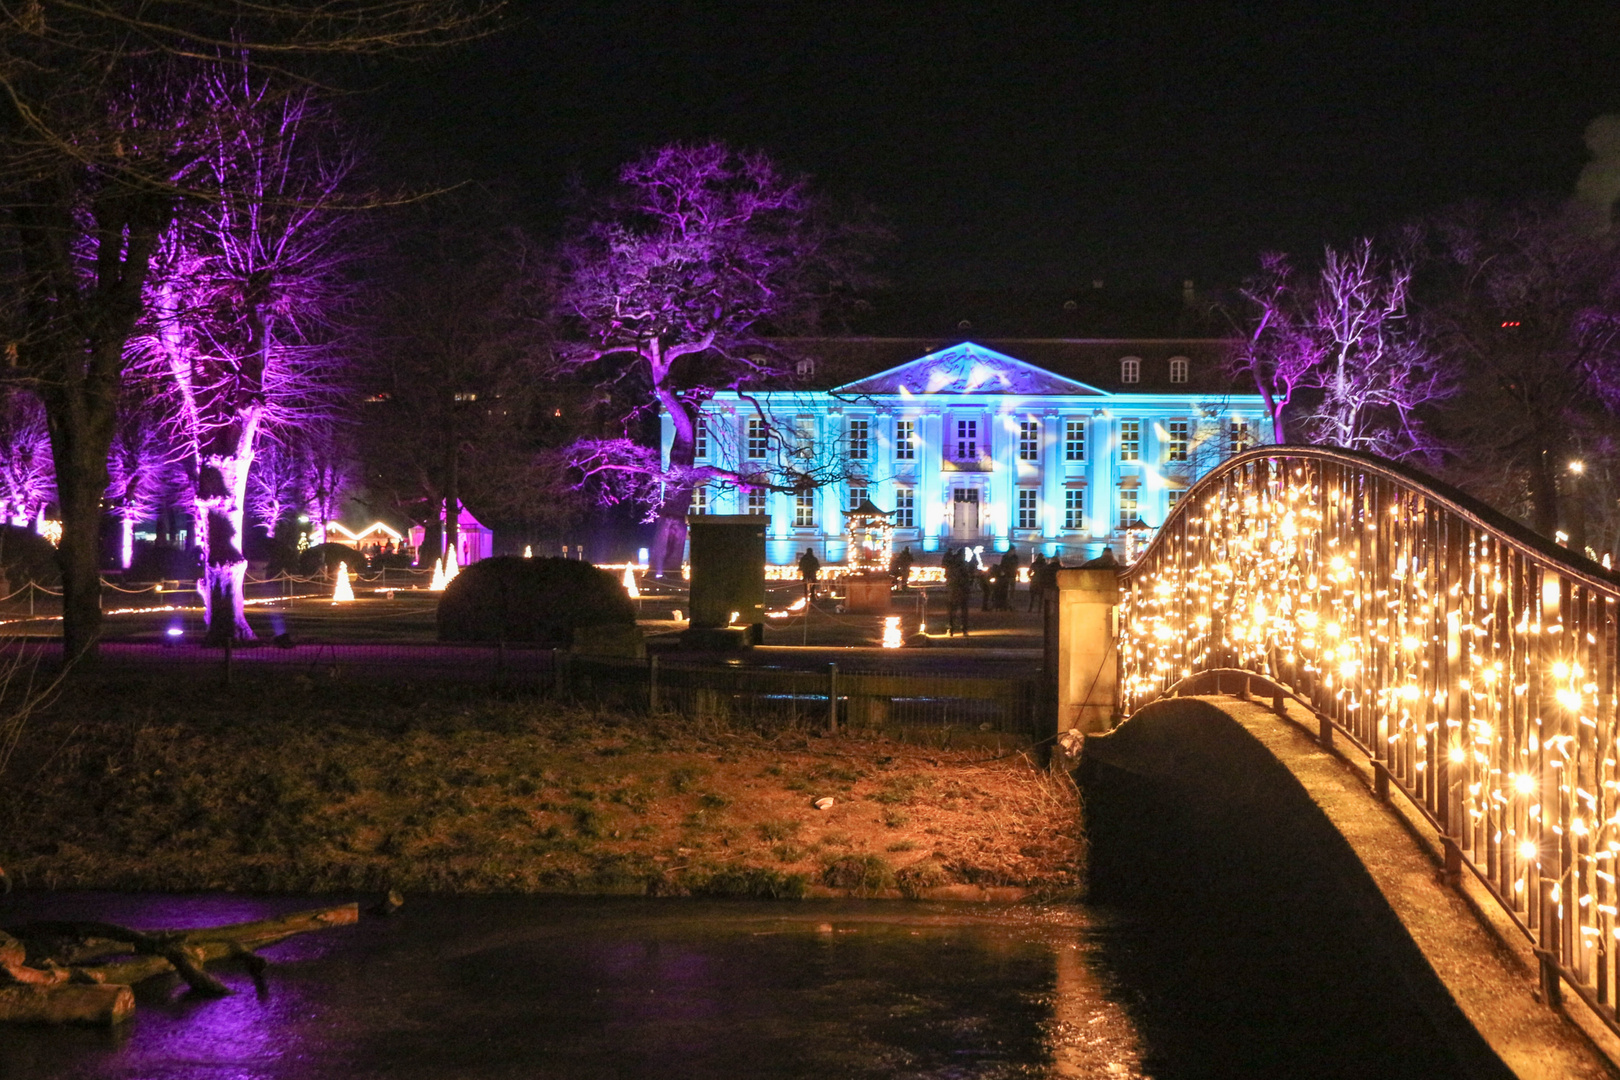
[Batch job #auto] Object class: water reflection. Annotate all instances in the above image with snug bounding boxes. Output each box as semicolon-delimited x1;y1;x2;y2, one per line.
0;895;1145;1080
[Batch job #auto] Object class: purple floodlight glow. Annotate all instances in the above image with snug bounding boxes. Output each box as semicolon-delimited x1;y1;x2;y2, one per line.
130;75;357;643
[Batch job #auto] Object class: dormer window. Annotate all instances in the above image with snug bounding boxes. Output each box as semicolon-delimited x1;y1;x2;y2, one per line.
1120;357;1141;384
1169;356;1189;384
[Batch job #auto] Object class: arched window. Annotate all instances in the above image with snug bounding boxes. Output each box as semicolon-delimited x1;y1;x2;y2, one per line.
795;356;816;377
1168;356;1189;383
1120;356;1141;384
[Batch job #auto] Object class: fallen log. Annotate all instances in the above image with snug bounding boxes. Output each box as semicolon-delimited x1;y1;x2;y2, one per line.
1;903;358;1023
0;983;135;1026
8;903;359;967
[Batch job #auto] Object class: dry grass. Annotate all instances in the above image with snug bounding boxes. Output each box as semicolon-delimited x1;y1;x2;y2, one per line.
0;672;1083;898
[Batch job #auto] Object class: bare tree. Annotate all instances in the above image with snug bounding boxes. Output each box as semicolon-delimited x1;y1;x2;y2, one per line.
134;72;356;642
105;386;172;568
552;141;881;575
0;1;493;659
0;386;53;528
358;209;548;563
1230;239;1452;458
1422;201;1620;542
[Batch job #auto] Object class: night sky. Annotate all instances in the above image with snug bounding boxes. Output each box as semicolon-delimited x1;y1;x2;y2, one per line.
370;2;1620;292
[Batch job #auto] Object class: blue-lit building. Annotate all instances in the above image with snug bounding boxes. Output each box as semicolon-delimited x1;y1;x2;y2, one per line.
665;338;1270;566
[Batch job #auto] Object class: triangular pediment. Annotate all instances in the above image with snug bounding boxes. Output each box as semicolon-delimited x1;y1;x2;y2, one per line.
832;342;1106;396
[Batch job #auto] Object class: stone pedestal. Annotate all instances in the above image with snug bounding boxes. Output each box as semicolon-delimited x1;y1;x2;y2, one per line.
843;576;891;614
1055;566;1119;734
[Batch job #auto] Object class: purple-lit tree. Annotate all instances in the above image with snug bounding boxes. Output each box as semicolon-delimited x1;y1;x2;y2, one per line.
0;3;492;660
105;391;173;569
553;141;880;575
1232;239;1452;458
0;389;54;529
249;420;356;544
135;73;356;642
1230;253;1319;444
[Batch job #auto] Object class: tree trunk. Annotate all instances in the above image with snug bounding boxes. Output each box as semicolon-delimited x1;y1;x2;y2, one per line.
444;430;460;566
1530;445;1560;541
198;409;262;646
651;385;696;578
47;403;115;663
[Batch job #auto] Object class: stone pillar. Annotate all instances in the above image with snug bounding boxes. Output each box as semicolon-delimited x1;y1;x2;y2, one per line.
1055;565;1120;734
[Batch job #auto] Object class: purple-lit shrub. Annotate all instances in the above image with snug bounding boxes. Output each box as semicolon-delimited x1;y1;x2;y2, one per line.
436;556;634;644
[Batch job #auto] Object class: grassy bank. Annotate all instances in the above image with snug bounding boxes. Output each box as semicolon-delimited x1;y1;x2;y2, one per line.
1;673;1082;899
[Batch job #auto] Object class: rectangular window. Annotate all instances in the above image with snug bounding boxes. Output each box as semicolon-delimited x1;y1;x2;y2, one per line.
1018;420;1039;462
1167;489;1184;515
793;417;815;459
1017;488;1038;530
746;488;766;516
954;419;978;460
1064;489;1086;530
894;419;916;460
694;416;708;459
847;418;869;461
794;491;816;528
691;485;708;515
746;417;767;460
894;487;915;529
1117;488;1139;530
1229;419;1252;454
848;486;867;513
1166;419;1189;463
1065;418;1086;462
1120;420;1140;462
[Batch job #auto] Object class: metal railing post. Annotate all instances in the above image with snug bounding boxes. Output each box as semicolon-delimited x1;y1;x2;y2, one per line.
827;662;838;734
648;654;660;713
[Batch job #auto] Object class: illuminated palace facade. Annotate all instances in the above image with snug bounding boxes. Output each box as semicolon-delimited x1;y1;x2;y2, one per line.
667;339;1271;566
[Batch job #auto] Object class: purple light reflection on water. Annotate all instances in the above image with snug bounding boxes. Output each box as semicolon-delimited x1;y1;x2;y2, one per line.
0;894;1119;1080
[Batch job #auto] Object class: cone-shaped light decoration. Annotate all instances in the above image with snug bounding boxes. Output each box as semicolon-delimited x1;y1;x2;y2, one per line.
523;545;533;558
445;542;461;583
332;563;354;603
623;564;640;599
428;557;447;591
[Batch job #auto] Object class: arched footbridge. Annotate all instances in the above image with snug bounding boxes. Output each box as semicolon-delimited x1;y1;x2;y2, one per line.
1055;446;1620;1072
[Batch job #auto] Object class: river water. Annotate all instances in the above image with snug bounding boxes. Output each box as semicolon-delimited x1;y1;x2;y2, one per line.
1;892;1470;1079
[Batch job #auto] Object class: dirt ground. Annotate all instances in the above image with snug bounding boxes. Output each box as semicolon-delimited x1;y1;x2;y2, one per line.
1;675;1083;900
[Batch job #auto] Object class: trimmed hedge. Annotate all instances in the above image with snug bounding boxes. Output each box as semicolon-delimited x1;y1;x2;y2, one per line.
0;525;60;586
298;542;366;577
437;556;636;644
124;542;200;584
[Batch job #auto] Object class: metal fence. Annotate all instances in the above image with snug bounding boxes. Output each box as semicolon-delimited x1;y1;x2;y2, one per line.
1118;445;1620;1030
561;654;1040;741
17;640;1041;743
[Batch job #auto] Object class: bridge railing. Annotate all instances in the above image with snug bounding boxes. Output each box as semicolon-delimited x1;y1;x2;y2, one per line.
1119;445;1620;1022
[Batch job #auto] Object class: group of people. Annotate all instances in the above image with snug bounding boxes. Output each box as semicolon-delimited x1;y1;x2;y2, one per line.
794;544;1060;637
940;547;1060;636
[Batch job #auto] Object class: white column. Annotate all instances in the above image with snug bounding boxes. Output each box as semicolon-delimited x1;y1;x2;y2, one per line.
1042;410;1062;541
921;410;943;550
